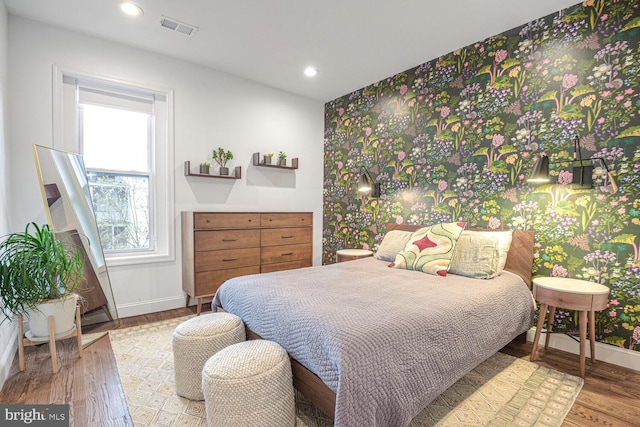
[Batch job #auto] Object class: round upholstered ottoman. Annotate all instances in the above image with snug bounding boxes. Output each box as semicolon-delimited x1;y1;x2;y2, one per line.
202;340;295;427
172;313;245;400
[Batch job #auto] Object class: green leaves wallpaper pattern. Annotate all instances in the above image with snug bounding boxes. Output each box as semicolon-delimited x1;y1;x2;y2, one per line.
323;0;640;351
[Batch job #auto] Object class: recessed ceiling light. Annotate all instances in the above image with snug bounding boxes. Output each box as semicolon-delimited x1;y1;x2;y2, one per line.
304;67;319;77
120;2;144;16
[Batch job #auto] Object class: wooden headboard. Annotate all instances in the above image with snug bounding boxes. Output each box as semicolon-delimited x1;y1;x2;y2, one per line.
385;224;534;287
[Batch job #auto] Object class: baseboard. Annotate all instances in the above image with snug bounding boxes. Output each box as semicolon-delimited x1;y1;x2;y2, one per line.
115;295;186;318
0;322;18;391
527;327;640;372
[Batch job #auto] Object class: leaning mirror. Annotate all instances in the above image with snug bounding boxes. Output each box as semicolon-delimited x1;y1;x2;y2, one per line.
32;144;119;325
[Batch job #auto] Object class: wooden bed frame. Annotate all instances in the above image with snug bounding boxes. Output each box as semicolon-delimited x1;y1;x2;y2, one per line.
217;225;535;419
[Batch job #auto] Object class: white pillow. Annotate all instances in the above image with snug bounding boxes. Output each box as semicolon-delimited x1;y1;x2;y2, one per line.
460;230;513;272
449;235;500;279
373;230;413;262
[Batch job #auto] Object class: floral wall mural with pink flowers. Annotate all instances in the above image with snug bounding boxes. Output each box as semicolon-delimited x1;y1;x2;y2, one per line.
323;0;640;351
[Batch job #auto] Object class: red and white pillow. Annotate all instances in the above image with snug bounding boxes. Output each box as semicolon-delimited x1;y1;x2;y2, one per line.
390;222;466;276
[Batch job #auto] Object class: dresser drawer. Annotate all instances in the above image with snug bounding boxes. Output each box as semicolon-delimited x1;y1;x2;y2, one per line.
261;227;311;247
195;213;260;230
261;243;311;265
195;266;261;296
261;260;311;273
260;212;312;228
183;211;313;312
195;248;260;272
195;229;260;251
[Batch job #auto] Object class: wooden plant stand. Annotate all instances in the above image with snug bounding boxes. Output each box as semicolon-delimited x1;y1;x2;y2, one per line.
17;305;83;373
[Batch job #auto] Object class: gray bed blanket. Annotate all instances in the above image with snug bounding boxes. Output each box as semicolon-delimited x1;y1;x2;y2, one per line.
213;257;535;427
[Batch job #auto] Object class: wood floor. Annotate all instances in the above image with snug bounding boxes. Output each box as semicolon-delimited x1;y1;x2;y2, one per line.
1;306;639;426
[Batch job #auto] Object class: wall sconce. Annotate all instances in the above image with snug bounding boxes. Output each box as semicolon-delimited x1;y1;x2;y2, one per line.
357;167;381;198
528;136;617;192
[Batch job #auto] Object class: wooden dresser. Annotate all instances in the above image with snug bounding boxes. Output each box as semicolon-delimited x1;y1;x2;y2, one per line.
182;211;313;313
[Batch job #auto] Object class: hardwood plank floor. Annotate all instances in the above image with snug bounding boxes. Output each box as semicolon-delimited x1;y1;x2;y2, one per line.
1;306;638;426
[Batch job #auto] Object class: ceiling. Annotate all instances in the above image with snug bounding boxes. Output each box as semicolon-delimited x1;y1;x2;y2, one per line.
4;0;580;102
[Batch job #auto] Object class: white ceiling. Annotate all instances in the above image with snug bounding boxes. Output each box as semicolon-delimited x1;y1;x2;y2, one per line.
5;0;580;102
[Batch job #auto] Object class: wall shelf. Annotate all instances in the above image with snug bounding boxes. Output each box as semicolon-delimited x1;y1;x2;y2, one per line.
252;152;298;170
184;161;241;179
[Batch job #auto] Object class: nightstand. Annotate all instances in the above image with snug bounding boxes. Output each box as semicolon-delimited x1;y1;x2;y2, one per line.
530;277;609;378
336;249;373;263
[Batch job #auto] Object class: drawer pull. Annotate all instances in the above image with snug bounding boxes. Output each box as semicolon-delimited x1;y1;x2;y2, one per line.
222;238;238;242
282;252;293;256
223;258;239;262
281;235;294;239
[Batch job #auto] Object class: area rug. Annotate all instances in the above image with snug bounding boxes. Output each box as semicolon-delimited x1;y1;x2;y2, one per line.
110;316;583;427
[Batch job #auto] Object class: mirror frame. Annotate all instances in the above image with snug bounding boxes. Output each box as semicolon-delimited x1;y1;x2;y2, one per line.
32;144;119;325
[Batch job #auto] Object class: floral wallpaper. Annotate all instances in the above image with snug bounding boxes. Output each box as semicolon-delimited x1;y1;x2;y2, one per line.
323;0;640;351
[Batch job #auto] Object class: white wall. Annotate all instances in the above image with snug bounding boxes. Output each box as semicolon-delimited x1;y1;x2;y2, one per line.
0;0;16;391
7;16;324;318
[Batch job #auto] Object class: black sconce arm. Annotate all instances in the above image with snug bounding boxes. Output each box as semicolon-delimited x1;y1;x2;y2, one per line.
528;135;617;192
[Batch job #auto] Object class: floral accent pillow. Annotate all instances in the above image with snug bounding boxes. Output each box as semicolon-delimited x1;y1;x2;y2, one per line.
389;222;466;276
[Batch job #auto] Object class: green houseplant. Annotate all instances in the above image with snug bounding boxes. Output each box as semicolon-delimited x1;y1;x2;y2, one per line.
0;223;83;338
199;161;211;174
211;147;233;175
278;151;287;166
263;152;274;164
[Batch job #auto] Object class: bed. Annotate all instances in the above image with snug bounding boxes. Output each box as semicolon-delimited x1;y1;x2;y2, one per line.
213;225;535;427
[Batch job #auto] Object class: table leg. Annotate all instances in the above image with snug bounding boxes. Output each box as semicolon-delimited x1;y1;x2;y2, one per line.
48;316;58;374
530;303;548;362
579;310;587;378
545;306;556;350
589;310;596;363
75;306;83;359
18;315;25;372
197;298;202;315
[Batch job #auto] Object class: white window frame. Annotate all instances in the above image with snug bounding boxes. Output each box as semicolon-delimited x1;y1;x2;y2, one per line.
52;65;175;266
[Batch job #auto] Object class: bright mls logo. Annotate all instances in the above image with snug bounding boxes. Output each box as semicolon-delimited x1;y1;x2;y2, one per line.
1;405;69;426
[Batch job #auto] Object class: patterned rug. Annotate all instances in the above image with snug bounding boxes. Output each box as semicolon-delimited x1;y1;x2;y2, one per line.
110;316;583;427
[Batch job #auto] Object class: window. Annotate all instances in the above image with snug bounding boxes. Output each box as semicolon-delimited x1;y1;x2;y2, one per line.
55;69;174;264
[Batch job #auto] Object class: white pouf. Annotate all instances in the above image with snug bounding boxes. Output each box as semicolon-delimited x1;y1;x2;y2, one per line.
202;340;295;427
172;313;245;400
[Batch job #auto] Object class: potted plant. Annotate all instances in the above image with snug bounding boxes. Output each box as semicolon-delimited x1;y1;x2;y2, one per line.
278;151;287;166
212;147;233;175
199;161;211;174
0;223;83;338
263;153;274;165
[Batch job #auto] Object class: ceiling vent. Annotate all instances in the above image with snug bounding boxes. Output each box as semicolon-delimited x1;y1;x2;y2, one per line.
160;16;198;37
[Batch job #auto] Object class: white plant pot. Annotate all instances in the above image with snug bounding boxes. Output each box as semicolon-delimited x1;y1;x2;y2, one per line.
24;294;78;339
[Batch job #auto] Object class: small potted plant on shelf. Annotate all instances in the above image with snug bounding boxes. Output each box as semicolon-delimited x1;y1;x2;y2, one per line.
263;152;274;165
211;147;234;175
278;151;287;166
0;223;83;339
199;161;211;174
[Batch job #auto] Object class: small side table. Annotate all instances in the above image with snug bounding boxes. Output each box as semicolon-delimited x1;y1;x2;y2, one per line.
336;249;373;263
18;305;83;373
530;277;609;378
